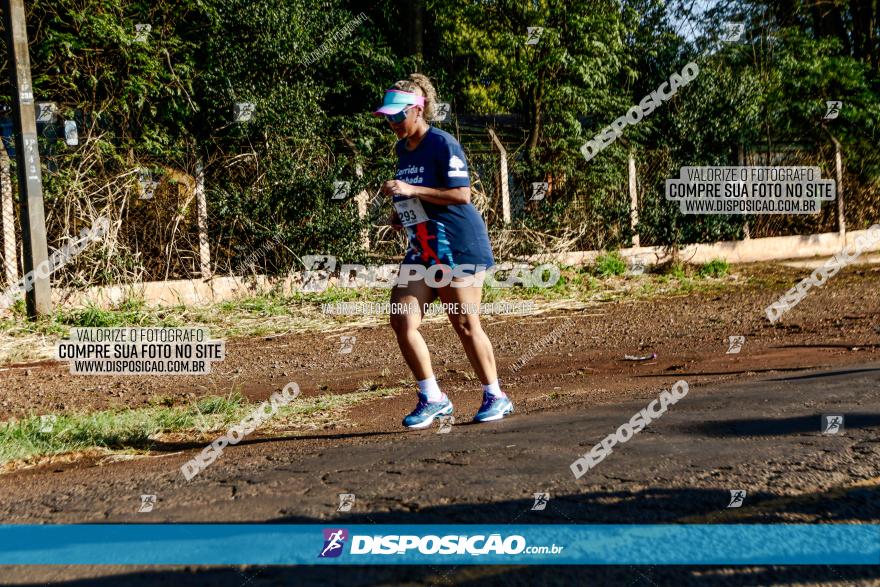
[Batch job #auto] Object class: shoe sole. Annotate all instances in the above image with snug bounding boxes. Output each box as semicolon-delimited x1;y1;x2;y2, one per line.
404;404;454;429
473;404;513;423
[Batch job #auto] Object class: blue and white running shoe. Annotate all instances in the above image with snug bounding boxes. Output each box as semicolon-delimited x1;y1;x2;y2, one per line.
402;392;454;429
473;393;513;423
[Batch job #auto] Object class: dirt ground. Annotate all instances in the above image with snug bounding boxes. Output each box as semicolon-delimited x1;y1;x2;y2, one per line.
1;261;879;585
0;261;878;458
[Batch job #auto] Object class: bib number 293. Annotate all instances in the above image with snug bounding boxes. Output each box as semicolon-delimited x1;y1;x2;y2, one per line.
394;198;429;227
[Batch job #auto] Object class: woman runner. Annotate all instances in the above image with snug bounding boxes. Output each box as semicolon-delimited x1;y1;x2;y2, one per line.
372;73;513;429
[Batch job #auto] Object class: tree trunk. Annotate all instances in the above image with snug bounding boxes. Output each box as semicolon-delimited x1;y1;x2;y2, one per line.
401;0;424;60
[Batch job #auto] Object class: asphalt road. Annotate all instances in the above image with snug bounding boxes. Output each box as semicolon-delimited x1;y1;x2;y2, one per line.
1;362;879;585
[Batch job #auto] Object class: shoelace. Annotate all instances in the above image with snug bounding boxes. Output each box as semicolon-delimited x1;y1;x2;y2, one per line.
479;394;497;411
410;395;434;416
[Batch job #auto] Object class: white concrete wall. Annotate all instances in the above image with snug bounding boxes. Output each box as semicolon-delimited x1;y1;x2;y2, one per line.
541;228;880;267
51;227;880;309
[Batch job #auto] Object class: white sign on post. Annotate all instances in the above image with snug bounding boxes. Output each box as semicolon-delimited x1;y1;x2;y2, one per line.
64;120;79;146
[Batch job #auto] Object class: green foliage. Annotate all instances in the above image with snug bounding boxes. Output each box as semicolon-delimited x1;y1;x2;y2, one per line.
0;0;877;282
698;258;730;278
594;251;627;277
664;261;687;279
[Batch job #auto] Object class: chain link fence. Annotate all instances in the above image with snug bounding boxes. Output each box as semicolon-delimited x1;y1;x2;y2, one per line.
0;127;877;292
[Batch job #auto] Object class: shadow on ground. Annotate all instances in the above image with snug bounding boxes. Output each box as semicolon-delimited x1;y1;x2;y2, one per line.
682;413;880;438
4;483;878;586
2;563;878;587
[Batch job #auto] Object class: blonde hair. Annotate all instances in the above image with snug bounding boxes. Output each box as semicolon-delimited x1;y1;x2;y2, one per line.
392;73;438;122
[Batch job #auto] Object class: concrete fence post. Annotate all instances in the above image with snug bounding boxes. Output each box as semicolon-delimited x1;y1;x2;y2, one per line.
628;153;640;248
355;163;369;249
738;144;750;239
488;128;511;224
195;159;212;279
0;147;18;286
833;138;845;239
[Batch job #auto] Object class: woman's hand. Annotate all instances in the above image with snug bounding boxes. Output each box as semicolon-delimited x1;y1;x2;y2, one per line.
382;179;416;197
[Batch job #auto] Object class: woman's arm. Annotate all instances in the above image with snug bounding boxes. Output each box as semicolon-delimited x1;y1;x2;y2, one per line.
381;180;470;205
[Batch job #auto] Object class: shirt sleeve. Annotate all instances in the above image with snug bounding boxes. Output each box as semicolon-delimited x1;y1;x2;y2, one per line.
438;137;471;189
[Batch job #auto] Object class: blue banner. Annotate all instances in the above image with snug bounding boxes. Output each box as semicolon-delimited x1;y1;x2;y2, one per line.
0;524;877;565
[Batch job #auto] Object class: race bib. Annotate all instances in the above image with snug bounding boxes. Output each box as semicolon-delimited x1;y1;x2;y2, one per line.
394;197;429;227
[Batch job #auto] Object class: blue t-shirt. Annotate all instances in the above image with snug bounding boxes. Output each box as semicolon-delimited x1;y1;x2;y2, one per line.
393;126;494;271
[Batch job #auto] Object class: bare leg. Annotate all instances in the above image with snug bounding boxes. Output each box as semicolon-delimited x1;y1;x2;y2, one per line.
389;276;437;381
437;271;498;385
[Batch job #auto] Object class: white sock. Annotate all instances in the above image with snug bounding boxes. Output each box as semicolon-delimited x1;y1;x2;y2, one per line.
417;376;443;402
482;380;504;397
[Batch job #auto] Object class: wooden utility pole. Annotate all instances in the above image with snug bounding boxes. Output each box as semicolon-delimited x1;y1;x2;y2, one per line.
2;0;51;317
401;0;424;60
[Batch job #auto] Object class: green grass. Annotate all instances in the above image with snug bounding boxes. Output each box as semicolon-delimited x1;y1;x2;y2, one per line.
594;252;627;277
698;258;730;278
0;259;748;366
666;261;687;280
0;392;246;465
0;385;402;467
